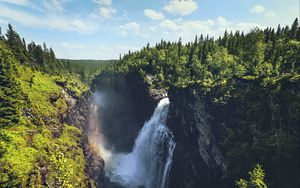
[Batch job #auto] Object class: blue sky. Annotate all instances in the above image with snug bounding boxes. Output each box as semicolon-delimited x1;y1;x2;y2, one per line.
0;0;299;59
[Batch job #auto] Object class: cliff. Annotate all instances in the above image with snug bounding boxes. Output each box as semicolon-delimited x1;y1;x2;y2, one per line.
166;75;300;188
92;72;160;152
167;87;226;188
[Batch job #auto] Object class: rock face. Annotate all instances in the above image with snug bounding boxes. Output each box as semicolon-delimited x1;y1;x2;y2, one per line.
167;87;226;188
67;91;105;188
92;72;160;152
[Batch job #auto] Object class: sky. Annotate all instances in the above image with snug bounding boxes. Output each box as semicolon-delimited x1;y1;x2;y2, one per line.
0;0;299;60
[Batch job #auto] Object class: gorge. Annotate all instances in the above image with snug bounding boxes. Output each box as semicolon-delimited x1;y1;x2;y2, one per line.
0;19;299;188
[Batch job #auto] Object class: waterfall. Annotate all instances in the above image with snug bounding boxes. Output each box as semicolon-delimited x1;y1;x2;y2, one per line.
107;98;175;188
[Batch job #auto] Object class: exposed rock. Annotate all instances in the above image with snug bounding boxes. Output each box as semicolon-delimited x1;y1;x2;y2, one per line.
49;93;60;103
67;90;106;188
61;89;77;108
84;142;105;187
167;87;226;188
150;88;167;100
22;108;33;119
92;72;157;152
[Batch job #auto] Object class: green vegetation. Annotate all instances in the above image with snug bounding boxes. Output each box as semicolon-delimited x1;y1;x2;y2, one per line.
0;25;92;187
104;19;299;95
236;164;267;188
1;17;299;187
60;59;117;83
97;18;300;187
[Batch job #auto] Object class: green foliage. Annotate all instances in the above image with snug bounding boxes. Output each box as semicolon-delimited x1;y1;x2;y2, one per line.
0;127;38;187
60;59;117;84
102;19;299;102
48;148;74;188
236;164;267;188
0;42;26;127
96;18;300;187
1;18;299;188
0;29;89;187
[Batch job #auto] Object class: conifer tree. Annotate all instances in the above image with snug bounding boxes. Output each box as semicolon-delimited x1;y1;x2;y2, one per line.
0;44;25;126
290;18;299;39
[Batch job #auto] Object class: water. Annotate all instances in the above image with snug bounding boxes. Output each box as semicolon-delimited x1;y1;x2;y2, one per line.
107;98;176;188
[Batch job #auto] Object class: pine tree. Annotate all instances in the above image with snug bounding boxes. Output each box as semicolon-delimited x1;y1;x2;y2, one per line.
296;26;300;40
222;30;229;47
290;18;299;39
0;44;25;126
49;48;56;63
276;25;282;38
5;24;26;63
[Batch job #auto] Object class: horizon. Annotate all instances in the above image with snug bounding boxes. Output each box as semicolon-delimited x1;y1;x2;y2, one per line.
0;0;299;60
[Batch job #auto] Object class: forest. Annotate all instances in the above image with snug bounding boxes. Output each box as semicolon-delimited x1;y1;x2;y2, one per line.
0;24;106;187
0;17;299;188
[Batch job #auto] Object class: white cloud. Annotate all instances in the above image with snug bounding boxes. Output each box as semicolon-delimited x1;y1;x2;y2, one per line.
0;0;29;6
120;22;141;37
149;26;157;31
144;9;164;20
250;5;266;14
160;19;179;30
264;11;276;18
92;0;112;6
153;17;263;43
164;0;198;16
44;0;64;13
99;7;116;18
122;22;140;32
250;4;277;18
91;0;116;19
0;6;96;33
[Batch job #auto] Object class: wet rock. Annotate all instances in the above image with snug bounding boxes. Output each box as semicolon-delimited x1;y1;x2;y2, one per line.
92;72;157;152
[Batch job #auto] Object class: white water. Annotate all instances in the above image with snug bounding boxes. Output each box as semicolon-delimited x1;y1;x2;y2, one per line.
107;98;176;188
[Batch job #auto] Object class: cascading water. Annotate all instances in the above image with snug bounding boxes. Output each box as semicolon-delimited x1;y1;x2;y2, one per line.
106;98;176;188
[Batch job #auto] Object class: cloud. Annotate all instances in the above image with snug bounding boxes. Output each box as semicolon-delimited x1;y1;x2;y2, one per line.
91;0;116;19
43;0;64;13
120;22;140;35
264;11;276;18
0;6;96;33
160;19;179;30
99;7;116;18
119;21;143;37
154;17;262;43
164;0;198;16
144;9;164;20
250;5;266;14
149;26;157;31
122;22;140;32
0;0;29;6
92;0;112;6
250;4;277;18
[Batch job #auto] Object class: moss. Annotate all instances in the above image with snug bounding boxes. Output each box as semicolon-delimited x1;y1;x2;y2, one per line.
0;127;38;187
17;67;60;117
0;42;89;187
